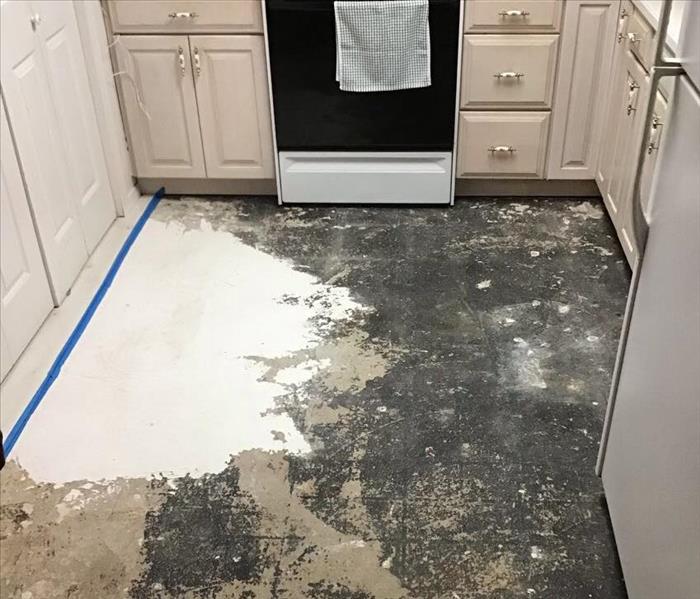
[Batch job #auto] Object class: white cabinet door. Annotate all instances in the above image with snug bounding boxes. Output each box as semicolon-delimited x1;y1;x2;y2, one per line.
547;0;619;179
115;35;206;178
1;0;116;302
33;0;116;253
1;98;53;380
596;41;649;264
192;35;274;179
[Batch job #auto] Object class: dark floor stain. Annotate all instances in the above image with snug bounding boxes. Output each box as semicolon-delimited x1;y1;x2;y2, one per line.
130;464;271;599
133;197;630;598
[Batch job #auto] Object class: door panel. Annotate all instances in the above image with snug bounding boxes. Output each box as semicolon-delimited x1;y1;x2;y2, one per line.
1;0;88;302
34;0;115;253
193;35;274;178
115;35;206;178
1;98;53;380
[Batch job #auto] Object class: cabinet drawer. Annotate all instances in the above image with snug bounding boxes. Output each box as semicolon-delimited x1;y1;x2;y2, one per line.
465;0;562;33
457;111;550;178
625;7;655;72
107;1;263;34
461;35;558;109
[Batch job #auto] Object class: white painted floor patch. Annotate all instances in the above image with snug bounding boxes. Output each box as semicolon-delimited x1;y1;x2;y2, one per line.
12;217;366;483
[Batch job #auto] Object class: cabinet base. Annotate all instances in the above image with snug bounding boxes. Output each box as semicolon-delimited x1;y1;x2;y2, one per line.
137;178;277;196
455;178;600;197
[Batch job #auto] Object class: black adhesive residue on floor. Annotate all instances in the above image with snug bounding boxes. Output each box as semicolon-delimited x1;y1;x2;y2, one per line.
137;197;630;598
0;197;631;599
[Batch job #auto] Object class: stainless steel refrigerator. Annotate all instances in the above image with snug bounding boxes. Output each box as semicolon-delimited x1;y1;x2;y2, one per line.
597;1;700;598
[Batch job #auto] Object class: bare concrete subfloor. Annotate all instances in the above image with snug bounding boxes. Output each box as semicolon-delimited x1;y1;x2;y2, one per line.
1;197;630;598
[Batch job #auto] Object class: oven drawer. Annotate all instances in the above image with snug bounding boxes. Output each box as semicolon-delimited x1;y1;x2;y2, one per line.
465;0;562;33
106;1;263;34
456;112;550;178
461;35;558;109
279;152;453;204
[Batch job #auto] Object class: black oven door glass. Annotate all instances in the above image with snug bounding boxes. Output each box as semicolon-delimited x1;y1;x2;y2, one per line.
266;0;460;152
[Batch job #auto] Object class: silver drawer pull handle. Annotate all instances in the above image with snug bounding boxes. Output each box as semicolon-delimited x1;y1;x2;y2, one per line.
627;32;641;44
498;9;530;17
626;103;637;115
193;47;201;78
488;146;517;154
177;46;186;77
494;71;525;79
168;11;198;19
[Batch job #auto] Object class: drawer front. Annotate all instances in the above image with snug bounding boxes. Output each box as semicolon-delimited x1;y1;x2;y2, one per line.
461;35;558;109
465;0;562;33
457;111;550;178
107;1;263;34
625;7;655;72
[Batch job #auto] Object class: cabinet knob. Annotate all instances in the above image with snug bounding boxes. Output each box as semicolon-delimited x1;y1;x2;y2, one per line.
488;146;517;154
626;32;642;45
30;13;42;30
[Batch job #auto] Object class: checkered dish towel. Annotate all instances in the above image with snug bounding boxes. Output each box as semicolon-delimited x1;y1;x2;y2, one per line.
335;0;431;92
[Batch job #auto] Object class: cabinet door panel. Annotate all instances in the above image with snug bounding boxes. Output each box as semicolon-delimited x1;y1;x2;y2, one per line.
1;99;53;380
115;35;206;178
547;0;619;179
193;35;274;179
34;0;115;253
1;0;88;302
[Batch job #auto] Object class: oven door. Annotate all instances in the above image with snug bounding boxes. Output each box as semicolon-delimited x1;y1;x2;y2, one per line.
266;0;460;152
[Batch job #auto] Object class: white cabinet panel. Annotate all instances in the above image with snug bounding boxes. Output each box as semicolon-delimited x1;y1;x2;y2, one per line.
193;35;274;179
547;0;619;179
461;35;559;109
457;111;550;178
115;35;206;178
107;0;263;35
464;0;562;33
1;98;53;380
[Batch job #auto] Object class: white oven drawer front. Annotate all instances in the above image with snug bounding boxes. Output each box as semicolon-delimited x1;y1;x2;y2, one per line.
457;112;550;178
461;35;559;109
465;0;562;33
107;1;263;34
279;152;453;204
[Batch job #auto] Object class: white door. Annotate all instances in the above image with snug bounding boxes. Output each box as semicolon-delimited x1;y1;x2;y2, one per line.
0;0;116;303
192;35;274;178
1;98;53;380
33;0;116;253
1;0;88;303
115;35;206;179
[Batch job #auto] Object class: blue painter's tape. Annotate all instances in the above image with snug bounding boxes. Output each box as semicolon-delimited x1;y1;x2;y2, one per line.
2;188;165;457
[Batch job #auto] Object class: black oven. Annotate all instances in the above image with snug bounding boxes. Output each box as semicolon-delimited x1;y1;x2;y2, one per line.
265;0;460;152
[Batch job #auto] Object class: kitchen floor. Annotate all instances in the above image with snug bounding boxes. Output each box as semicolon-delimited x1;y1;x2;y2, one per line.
1;196;629;599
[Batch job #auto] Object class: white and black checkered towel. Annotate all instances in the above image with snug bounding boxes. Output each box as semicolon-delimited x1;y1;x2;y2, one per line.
334;0;431;93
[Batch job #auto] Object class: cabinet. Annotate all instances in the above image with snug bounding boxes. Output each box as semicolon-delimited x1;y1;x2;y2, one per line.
116;35;206;179
111;7;274;181
0;98;53;380
547;0;620;179
596;0;658;264
1;0;116;303
457;7;561;179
